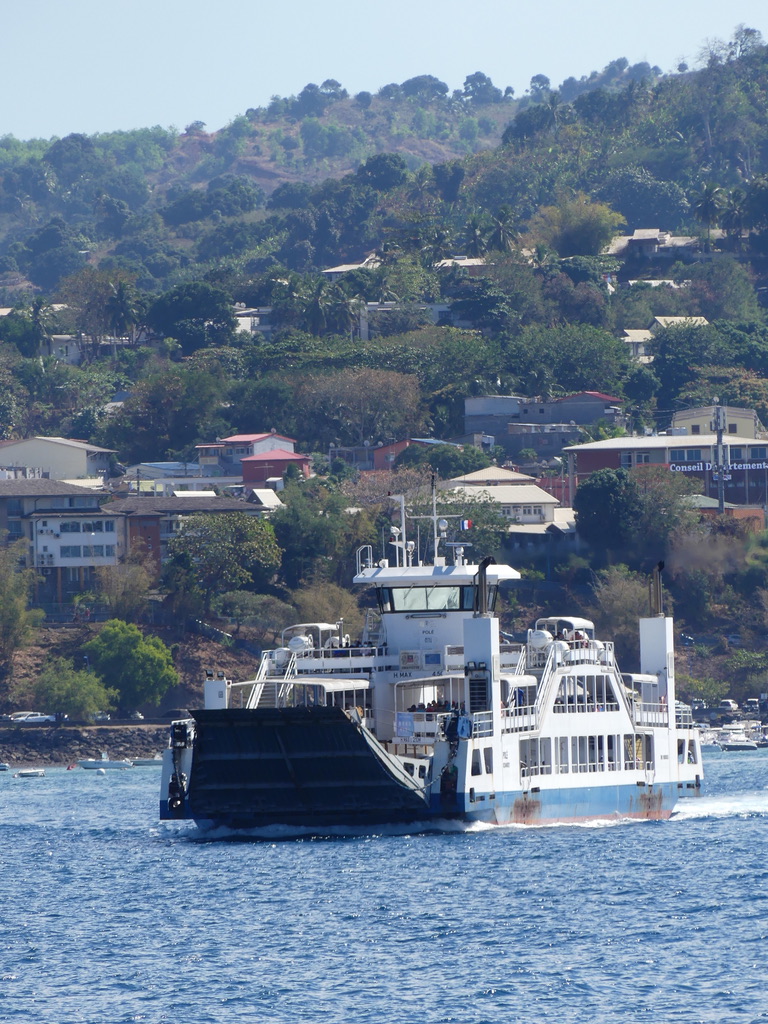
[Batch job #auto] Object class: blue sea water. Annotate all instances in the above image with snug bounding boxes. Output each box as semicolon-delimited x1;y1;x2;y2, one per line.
1;752;767;1024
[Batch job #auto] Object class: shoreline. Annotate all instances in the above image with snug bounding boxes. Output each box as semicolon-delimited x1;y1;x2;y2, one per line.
0;724;169;768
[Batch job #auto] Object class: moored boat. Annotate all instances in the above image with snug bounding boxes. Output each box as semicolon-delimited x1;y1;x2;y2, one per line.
14;768;45;778
717;726;758;751
79;751;133;770
160;498;703;830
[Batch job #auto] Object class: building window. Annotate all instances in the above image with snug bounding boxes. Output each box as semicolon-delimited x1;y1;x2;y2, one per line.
620;452;632;468
60;546;82;558
637;452;650;464
728;424;737;433
691;424;700;434
750;447;767;459
61;521;81;533
105;545;115;557
82;545;105;557
671;449;702;462
104;521;115;532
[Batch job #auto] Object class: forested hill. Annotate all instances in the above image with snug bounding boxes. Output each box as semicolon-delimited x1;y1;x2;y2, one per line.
0;39;750;298
3;25;768;466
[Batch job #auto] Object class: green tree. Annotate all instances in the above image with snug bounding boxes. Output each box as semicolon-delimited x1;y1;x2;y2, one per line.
588;564;651;664
271;481;375;589
395;442;490;477
630;465;701;562
573;469;642;556
82;620;178;711
213;591;295;640
166;512;282;611
34;657;118;721
95;547;155;622
691;182;725;247
146;282;236;356
526;194;626;257
0;538;43;687
99;362;226;464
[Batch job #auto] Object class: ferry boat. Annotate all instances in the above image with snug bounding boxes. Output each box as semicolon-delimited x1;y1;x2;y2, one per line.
160;502;703;829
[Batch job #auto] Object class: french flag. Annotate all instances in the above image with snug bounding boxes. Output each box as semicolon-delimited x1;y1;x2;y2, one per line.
460;519;472;530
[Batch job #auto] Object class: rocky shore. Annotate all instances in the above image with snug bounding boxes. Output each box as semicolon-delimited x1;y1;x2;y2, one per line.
0;724;169;767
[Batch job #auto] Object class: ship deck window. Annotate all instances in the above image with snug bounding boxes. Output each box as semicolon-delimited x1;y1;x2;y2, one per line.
483;747;493;773
471;749;482;776
381;585;487;613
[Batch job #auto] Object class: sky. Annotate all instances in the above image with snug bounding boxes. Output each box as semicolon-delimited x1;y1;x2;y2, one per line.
3;0;768;141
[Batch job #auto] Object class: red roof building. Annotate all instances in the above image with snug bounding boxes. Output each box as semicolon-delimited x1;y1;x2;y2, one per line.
241;451;311;485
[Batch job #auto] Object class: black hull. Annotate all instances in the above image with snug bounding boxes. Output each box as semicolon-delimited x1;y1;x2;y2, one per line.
185;707;432;828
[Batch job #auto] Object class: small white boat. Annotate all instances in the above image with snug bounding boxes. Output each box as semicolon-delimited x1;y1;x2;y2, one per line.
79;751;133;770
14;768;45;778
131;756;163;767
0;762;10;772
717;727;758;751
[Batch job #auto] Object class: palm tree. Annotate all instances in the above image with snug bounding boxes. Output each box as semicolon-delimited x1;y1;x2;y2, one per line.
28;297;55;356
487;206;518;254
691;182;725;249
301;277;330;336
463;214;488;258
720;187;748;250
105;279;141;344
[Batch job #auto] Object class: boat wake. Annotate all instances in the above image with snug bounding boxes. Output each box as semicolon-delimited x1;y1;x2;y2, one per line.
671;791;768;820
181;817;499;842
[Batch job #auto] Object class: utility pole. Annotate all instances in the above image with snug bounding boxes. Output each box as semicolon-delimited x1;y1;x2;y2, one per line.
712;402;726;514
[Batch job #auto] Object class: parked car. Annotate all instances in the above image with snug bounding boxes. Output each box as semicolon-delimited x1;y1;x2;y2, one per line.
719;699;739;712
129;711;144;721
19;713;60;724
93;711;111;723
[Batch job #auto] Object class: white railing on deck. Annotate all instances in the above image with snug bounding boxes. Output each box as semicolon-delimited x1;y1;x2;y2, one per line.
632;702;670;727
502;705;537;732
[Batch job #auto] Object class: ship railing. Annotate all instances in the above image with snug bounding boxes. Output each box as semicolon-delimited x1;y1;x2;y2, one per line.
245;651;297;708
471;710;494;738
632;702;670;727
445;644;523;673
530;643;561;720
293;645;381;669
520;763;553;778
525;640;615;671
502;704;537;732
560;760;622;774
552;700;621;713
393;710;451;742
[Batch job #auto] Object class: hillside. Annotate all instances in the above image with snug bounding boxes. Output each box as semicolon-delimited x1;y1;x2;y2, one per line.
0;55;699;298
9;625;260;713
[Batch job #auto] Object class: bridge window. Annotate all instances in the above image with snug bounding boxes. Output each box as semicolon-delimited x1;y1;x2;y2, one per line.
381;585;484;613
